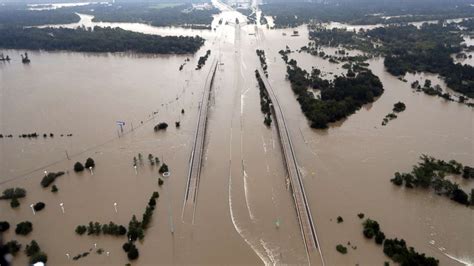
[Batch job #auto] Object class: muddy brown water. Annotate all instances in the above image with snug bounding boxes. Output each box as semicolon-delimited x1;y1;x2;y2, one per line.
1;1;473;265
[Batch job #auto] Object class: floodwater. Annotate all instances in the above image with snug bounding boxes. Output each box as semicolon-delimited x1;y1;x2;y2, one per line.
27;2;110;11
1;0;473;265
322;17;472;32
35;13;217;39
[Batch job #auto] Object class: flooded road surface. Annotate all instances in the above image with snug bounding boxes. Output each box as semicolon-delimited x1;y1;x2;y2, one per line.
1;0;473;265
259;26;473;264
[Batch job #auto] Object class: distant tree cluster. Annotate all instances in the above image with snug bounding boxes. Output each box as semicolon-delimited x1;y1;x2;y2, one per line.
260;1;474;28
75;221;127;236
1;187;26;208
301;41;372;65
284;59;383;129
238;8;256;24
0;6;79;27
0;132;73;140
382;101;406;126
362;218;438;266
82;3;219;28
0;26;205;54
391;155;474;206
368;24;474;98
410;80;473;106
308;28;375;53
305;22;474;99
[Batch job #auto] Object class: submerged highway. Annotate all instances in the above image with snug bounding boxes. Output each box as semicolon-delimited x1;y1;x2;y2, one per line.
182;58;219;224
257;68;325;265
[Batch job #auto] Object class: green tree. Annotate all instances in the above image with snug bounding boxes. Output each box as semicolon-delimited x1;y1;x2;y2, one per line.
85;158;95;169
5;240;21;256
75;225;87;235
127;244;139;260
30;251;48;264
159;163;169;174
25;240;40;256
74;162;85;172
33;202;45;211
10;197;20;208
336;244;347;254
0;221;10;232
16;221;33;235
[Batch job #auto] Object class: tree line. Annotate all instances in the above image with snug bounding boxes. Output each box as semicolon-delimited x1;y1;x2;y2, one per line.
391;155;474;206
260;1;474;28
284;57;383;128
307;22;474;98
362;218;439;266
0;26;205;54
79;3;219;28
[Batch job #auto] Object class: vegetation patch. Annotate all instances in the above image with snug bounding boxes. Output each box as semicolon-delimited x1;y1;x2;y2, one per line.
256;49;268;77
260;2;474;28
283;58;383;129
255;70;273;127
159;163;169;174
75;221;126;236
391;155;474;206
196;50;211;70
82;3;219;28
74;162;85;172
1;187;26;208
25;240;48;264
15;221;33;235
5;240;21;256
122;192;159;261
33;202;46;212
154;122;169;131
0;27;205;54
40;171;65;188
362;218;438;265
85;158;95;169
336;244;348;254
382;102;406;126
411;80;473;106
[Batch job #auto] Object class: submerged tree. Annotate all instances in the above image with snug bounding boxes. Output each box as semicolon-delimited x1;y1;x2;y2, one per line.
74;162;85;172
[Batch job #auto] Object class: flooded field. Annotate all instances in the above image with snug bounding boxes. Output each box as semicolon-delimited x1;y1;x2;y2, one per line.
1;1;473;265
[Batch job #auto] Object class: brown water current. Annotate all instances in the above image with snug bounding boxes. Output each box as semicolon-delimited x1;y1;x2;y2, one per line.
1;1;473;265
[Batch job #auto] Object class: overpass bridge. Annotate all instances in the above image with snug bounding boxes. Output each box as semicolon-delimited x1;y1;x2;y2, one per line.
182;59;219;224
257;68;325;265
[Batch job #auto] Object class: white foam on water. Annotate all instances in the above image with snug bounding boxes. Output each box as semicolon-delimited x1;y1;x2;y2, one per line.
228;169;269;265
243;169;257;221
443;252;474;266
